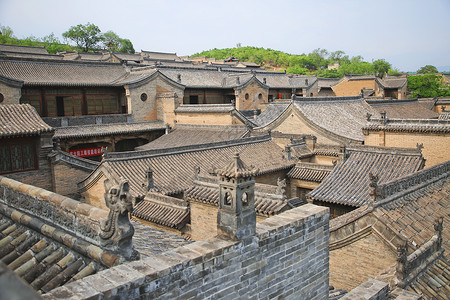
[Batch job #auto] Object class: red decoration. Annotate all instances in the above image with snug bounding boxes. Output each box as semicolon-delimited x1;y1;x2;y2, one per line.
69;146;106;158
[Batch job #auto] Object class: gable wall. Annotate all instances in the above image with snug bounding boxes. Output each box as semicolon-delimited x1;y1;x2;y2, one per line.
176;111;240;125
364;130;450;167
236;81;269;110
333;79;376;97
81;173;109;210
330;233;397;292
272;111;341;145
126;77;184;122
0;81;21;104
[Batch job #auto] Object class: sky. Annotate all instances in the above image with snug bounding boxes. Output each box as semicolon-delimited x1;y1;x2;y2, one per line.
1;0;449;72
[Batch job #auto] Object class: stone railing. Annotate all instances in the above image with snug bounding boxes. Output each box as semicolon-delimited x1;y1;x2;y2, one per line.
394;218;444;289
372;161;450;205
42;114;133;128
0;176;107;244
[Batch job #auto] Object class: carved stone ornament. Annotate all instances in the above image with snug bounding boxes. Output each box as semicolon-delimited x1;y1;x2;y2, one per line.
100;179;139;261
368;172;379;202
276;178;286;196
434;216;444;248
395;241;408;288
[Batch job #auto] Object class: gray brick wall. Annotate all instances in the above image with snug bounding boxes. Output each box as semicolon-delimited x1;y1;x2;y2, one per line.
43;204;329;300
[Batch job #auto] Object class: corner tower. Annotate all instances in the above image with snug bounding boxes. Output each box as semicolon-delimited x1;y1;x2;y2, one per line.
215;153;258;240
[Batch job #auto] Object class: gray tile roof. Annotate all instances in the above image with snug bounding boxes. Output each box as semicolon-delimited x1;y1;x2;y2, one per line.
378;77;407;89
159;68;233;88
141;51;181;61
373;161;450;258
185;177;292;216
0;51;63;60
86;136;293;197
287;162;333;182
308;146;424;207
0;210;104;294
53;121;165;140
253;101;290;127
0;44;48;55
76;52;112;61
293;97;379;142
439;112;450;120
175;104;235;113
0;104;54;137
255;74;317;89
0;58;127;86
368;99;439;119
364;119;450;133
317;78;340;88
112;53;142;62
136;124;248;151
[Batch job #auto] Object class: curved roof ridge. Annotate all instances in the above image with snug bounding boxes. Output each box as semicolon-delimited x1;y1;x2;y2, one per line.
104;135;272;161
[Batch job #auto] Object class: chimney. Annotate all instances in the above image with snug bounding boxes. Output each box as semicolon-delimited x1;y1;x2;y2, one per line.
177;74;181;82
305;79;308;85
263;77;266;84
236;77;240;85
216;153;258;241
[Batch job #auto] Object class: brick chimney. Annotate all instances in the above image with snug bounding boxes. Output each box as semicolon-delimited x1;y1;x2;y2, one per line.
215;153;258;240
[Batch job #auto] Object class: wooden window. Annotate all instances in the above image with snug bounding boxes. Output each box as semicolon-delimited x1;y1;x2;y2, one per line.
0;140;37;174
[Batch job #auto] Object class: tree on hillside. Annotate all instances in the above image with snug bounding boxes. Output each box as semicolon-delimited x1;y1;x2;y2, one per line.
62;23;103;52
417;65;438;74
102;31;135;53
373;59;391;78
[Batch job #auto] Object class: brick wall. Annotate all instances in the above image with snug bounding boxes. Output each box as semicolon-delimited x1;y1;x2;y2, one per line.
52;162;92;197
176;111;237;125
190;201;218;240
43;204;329;300
126;77;184;122
272;110;341;145
81;174;109;211
156;92;178;126
333;79;376;97
255;169;290;186
330;233;397;291
364;131;450;167
0;80;21;104
236;80;269;111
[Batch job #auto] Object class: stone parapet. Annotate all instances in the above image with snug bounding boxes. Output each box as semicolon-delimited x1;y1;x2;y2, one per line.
341;279;389;300
0;176;107;244
43;204;329;300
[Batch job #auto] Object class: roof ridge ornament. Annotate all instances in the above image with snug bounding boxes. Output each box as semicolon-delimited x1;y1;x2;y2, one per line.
214;152;259;179
100;179;139;261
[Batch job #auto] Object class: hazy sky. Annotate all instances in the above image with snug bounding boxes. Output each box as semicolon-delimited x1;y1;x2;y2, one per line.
1;0;449;72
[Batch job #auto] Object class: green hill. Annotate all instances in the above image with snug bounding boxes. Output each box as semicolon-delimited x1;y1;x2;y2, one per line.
192;46;398;78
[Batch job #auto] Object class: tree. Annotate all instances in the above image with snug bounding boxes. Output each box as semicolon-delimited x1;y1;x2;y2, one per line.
417;65;438;74
102;31;135;53
407;75;450;98
373;59;391;78
62;23;102;52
